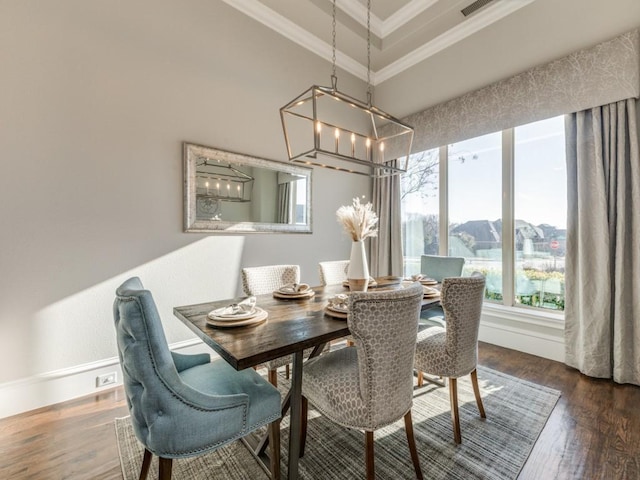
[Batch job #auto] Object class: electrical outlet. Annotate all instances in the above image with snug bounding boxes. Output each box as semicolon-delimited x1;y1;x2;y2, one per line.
97;372;117;388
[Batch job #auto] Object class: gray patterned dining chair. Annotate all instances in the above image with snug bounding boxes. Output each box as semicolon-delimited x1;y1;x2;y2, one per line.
318;259;349;286
241;264;315;387
414;274;487;444
113;277;281;480
301;282;425;480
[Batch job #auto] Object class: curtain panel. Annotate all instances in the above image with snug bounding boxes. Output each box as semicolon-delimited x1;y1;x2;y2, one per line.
371;168;403;277
382;28;639;159
565;98;640;386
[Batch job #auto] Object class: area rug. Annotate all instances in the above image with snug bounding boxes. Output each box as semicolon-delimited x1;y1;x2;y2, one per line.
115;365;560;479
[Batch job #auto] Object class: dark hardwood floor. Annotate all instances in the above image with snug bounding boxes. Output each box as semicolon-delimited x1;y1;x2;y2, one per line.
1;342;639;479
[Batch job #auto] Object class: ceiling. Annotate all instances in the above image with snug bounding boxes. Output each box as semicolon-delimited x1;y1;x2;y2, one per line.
221;0;535;84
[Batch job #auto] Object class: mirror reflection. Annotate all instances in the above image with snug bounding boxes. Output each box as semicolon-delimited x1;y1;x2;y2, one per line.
184;143;312;233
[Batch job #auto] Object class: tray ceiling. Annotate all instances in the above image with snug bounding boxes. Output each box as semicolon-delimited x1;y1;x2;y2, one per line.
222;0;535;84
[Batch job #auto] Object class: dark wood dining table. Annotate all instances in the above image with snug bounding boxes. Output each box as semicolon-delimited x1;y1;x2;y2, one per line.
173;280;441;480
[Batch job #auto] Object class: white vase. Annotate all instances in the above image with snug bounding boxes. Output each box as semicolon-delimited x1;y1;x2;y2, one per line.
347;240;369;292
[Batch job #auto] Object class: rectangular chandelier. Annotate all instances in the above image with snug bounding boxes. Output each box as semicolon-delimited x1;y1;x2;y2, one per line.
280;85;414;177
195;159;254;202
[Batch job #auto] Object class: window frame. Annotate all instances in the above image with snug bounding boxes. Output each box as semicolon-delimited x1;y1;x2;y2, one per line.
408;124;565;320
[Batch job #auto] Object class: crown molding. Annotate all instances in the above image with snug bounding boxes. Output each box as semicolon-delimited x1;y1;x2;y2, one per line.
222;0;367;80
376;0;536;84
223;0;536;85
336;0;384;37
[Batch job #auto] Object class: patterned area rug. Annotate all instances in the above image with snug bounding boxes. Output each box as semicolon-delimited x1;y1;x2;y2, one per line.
115;365;560;479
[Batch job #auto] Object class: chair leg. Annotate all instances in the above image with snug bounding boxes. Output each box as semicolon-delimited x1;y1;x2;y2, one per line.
470;369;486;418
268;368;278;388
285;364;290;379
300;396;308;458
404;411;424;479
268;419;281;480
138;448;152;480
365;431;375;480
449;377;462;444
158;457;173;480
417;371;424;387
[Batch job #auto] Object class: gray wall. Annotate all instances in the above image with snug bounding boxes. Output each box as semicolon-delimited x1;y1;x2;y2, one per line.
0;0;369;383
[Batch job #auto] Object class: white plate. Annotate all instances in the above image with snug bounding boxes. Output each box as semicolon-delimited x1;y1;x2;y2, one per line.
273;289;315;299
208;306;258;321
342;279;378;288
326;303;348;313
325;306;348;319
206;308;268;327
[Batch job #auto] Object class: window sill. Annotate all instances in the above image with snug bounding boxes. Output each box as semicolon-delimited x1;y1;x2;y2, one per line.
482;302;564;330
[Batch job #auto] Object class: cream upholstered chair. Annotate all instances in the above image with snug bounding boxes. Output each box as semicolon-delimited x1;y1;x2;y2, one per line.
318;260;349;286
241;264;300;298
414;274;487;444
114;277;281;479
301;283;424;480
241;264;314;387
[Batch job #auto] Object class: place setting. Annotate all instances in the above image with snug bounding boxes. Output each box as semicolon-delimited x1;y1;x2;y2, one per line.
272;282;315;299
325;293;349;319
406;273;438;286
342;277;378;289
206;296;268;328
423;285;440;299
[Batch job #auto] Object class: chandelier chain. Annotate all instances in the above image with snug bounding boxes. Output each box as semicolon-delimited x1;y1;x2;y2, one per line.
366;0;372;105
331;0;337;88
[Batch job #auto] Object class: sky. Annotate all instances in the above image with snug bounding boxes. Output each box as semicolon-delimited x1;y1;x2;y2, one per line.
404;115;567;230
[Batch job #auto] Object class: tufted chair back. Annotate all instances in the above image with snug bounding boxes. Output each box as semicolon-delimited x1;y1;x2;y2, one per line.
318;260;349;286
348;282;423;428
420;255;465;282
242;264;300;296
440;274;486;376
114;277;188;454
114;277;247;456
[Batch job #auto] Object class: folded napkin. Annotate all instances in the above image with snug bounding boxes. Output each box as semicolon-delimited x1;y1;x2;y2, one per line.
423;286;439;295
215;296;256;317
327;293;349;311
411;274;425;281
278;283;311;294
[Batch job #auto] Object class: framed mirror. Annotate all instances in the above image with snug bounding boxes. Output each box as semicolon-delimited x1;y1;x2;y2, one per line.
183;142;312;233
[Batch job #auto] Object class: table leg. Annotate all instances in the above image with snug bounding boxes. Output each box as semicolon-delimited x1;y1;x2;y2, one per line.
287;350;304;480
257;343;327;458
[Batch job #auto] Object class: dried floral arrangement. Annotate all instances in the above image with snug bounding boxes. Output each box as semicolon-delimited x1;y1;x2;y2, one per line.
336;197;379;241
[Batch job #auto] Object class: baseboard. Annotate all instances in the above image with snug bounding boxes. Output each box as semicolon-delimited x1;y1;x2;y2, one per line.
0;339;214;420
479;305;565;362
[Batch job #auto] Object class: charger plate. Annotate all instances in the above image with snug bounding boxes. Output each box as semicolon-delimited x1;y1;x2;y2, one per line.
273;289;315;299
206;308;268;328
324;306;348;319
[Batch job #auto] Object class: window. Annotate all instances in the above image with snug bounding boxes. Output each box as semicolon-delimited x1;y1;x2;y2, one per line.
401;116;566;313
513;116;566;310
448;132;503;303
401;148;439;277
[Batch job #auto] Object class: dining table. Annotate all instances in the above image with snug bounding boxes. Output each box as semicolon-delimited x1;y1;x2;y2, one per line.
173;278;441;480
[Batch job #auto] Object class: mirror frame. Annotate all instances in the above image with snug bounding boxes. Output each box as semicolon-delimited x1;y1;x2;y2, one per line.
183;142;313;234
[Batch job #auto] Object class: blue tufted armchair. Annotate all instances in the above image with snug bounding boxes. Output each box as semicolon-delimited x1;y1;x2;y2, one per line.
113;277;281;479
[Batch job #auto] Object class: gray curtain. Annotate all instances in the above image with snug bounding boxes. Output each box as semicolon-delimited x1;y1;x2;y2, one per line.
371;164;403;277
277;182;291;224
565;98;640;386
